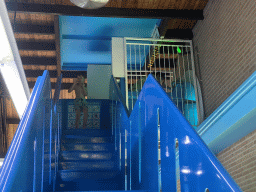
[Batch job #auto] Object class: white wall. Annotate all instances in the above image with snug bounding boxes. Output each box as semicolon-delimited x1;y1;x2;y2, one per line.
87;64;111;99
112;37;126;78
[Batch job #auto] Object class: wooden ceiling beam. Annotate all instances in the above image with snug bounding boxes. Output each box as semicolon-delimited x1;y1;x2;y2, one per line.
6;2;204;20
25;70;87;78
21;56;56;65
27;82;84;90
6;118;20;124
17;41;56;50
165;29;193;39
12;24;54;34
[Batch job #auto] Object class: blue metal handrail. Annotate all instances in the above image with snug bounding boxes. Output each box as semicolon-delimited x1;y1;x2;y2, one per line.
111;75;242;191
0;70;62;192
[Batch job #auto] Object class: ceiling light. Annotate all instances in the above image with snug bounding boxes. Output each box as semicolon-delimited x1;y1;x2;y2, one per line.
70;0;109;9
0;3;29;118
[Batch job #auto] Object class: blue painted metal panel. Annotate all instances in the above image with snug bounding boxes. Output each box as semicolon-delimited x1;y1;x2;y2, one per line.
59;16;160;70
60;16;160;37
0;71;62;192
198;71;256;154
111;75;242;192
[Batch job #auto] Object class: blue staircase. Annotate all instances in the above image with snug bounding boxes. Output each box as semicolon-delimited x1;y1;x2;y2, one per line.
0;71;243;192
56;129;122;191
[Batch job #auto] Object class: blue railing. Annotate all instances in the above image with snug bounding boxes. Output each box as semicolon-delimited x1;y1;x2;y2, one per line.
110;75;242;191
0;71;62;192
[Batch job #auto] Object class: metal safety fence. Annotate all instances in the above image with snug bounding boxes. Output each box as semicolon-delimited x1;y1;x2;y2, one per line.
124;38;199;128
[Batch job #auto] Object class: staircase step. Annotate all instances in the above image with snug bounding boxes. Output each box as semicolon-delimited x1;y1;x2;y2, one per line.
56;190;147;192
60;151;113;161
59;161;118;171
62;129;112;137
61;137;113;144
58;170;120;181
61;143;115;152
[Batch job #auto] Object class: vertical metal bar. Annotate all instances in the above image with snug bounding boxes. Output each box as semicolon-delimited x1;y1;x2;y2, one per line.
112;90;114;135
189;41;200;128
135;44;138;103
149;44;151;74
130;43;133;111
164;45;167;92
125;128;127;191
138;102;142;184
154;45;156;77
186;46;192;125
172;46;178;108
181;47;186;115
119;113;121;171
168;46;172;95
115;101;117;151
157;108;161;192
139;45;142;92
177;47;182;112
41;107;45;192
175;139;180;191
33;139;36;192
144;44;146;86
130;120;132;190
124;38;129;109
159;45;161;85
187;46;195;127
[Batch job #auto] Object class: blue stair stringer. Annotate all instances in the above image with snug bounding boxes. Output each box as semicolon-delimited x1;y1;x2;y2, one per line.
110;75;243;192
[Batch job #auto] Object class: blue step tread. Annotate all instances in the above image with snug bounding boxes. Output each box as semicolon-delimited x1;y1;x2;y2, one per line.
61;143;115;152
62;129;112;137
60;151;114;161
58;170;119;181
61;137;113;144
59;161;118;171
55;190;147;192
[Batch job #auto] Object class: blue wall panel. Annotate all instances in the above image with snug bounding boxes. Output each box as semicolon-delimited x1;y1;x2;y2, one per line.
59;16;160;70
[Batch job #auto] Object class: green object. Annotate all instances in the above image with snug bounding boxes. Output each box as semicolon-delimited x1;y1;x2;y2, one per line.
177;47;181;53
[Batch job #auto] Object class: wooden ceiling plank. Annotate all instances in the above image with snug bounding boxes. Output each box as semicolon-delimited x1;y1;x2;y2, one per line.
19;50;56;57
24;70;87;78
16;41;56;51
27;81;82;90
194;0;202;10
13;24;55;34
14;33;55;41
137;0;144;9
117;0;122;8
167;0;177;9
179;0;187;10
6;2;204;20
160;0;171;9
21;56;56;65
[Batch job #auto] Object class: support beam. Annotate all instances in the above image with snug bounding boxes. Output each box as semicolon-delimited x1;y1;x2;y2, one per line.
158;18;170;37
6;118;20;124
6;2;204;20
13;24;54;34
16;41;56;50
54;15;61;77
25;70;87;78
28;82;87;90
21;56;56;65
165;29;193;39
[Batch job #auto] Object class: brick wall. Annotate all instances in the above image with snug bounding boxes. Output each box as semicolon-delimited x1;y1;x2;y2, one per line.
192;0;256;118
192;0;256;190
217;128;256;192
